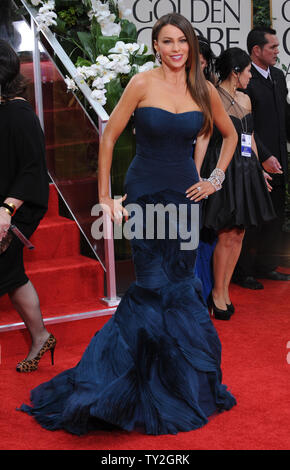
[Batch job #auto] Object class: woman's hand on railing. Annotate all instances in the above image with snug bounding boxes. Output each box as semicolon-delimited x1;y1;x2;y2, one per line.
99;194;128;225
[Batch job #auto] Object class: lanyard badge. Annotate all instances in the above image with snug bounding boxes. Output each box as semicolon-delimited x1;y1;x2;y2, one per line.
241;133;252;157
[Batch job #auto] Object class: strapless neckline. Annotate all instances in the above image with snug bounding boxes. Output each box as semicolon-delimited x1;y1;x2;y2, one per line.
136;106;203;116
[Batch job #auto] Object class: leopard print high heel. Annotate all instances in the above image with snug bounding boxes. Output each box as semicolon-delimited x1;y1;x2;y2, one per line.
16;333;57;372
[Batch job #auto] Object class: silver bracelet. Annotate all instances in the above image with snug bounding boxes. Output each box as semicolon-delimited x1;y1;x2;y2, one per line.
207;168;225;191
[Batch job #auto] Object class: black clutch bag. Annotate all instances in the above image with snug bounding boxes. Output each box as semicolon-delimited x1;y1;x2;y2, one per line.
0;225;34;255
0;231;13;255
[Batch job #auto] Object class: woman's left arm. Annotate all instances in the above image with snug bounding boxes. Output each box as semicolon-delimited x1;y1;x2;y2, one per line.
187;83;237;201
194;133;210;178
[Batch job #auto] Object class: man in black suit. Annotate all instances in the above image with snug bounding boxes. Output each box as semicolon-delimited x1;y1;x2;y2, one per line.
233;26;290;289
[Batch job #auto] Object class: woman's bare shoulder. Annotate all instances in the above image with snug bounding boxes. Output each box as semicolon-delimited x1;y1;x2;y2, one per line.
206;80;215;92
129;68;159;88
236;90;251;111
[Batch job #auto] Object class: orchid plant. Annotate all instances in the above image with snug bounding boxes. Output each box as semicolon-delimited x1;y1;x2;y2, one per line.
27;0;156;112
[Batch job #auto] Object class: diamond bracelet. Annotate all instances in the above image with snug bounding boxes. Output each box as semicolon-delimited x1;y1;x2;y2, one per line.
207;168;225;192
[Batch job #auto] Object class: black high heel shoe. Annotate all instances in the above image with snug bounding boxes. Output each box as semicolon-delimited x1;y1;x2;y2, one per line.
208;292;231;321
226;303;235;316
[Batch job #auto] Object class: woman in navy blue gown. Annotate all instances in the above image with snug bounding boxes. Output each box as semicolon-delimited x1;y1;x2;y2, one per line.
20;13;238;435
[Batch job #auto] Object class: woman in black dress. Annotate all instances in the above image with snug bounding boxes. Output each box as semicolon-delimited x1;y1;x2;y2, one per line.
0;40;56;371
200;48;276;319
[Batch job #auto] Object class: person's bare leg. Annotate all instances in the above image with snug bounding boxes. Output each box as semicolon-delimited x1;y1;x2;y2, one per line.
212;229;233;310
223;228;245;305
8;281;50;360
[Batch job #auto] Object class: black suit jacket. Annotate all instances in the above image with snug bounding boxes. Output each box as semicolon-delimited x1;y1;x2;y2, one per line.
246;64;290;183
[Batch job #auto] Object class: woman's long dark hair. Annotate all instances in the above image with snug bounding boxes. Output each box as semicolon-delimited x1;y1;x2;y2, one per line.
0;39;27;101
197;35;216;84
215;47;251;82
152;13;213;137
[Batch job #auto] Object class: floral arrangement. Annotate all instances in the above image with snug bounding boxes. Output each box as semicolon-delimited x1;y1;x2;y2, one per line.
26;0;156;111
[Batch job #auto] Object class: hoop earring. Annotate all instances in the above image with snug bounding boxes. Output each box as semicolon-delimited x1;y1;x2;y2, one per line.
156;52;162;64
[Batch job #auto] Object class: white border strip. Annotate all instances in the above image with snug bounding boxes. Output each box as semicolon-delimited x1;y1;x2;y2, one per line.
0;307;116;332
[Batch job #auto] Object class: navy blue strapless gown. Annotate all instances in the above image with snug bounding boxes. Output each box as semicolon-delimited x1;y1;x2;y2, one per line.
20;107;236;435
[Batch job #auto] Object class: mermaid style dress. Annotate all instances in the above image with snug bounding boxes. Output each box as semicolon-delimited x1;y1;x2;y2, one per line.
20;107;236;435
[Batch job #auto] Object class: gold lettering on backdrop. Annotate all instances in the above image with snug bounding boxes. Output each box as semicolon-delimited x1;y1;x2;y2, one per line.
124;0;252;56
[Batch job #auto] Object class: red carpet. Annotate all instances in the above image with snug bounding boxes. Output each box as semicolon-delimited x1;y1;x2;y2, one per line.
0;176;289;450
1;277;289;450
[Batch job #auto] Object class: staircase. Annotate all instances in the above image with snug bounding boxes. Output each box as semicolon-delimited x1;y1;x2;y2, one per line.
0;13;120;337
0;183;114;333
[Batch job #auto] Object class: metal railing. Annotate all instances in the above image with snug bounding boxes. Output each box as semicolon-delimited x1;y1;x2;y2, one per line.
18;0;120;307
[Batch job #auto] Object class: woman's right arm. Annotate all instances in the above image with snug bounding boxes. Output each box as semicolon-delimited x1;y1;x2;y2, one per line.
98;73;146;222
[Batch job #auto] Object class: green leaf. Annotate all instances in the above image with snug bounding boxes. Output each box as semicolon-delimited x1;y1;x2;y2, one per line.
91;16;102;41
97;36;120;56
81;0;92;8
75;56;92;67
119;19;137;42
133;54;155;66
77;31;96;62
104;78;124;114
107;0;119;17
55;0;81;8
53;18;67;35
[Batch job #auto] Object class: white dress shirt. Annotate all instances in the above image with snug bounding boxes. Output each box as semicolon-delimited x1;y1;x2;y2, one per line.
252;62;271;80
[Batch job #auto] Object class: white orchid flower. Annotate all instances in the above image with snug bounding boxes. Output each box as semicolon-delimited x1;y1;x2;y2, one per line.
88;4;112;23
30;0;43;6
96;55;111;66
125;43;140;54
109;60;131;74
108;53;129;63
38;1;55;13
138;44;145;55
92;77;106;89
76;65;100;79
91;88;107;105
117;0;132;18
90;0;110;15
64;76;77;91
100;20;121;37
36;11;57;30
102;70;117;81
138;61;155;73
91;0;102;9
109;41;128;54
94;1;110;14
89;63;104;74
